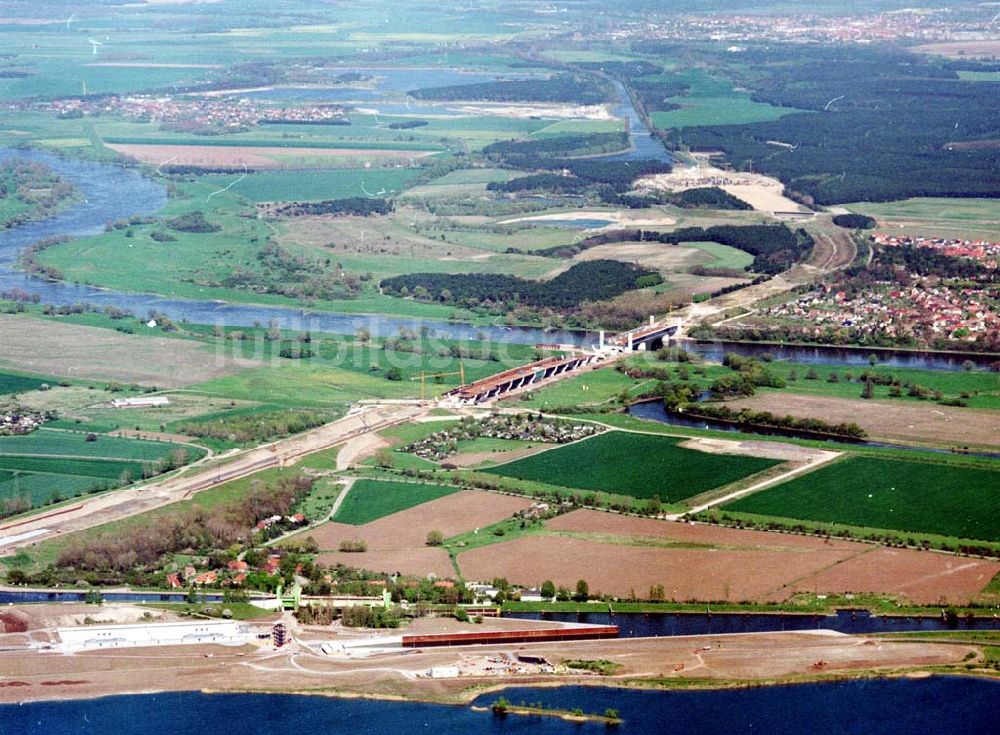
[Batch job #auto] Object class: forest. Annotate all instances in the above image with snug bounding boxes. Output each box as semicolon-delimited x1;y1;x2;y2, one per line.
660;187;753;210
664;45;1000;204
411;74;611;105
482;132;630;161
380;259;661;310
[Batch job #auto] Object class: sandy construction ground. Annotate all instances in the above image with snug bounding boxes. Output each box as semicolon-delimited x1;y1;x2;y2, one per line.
638;161;806;215
313;490;534;577
454;509;998;604
678;437;838;462
728;393;1000;448
107;143;436;169
0;315;257;387
85;62;223;68
448;103;614;120
0;626;975;705
501;210;676;227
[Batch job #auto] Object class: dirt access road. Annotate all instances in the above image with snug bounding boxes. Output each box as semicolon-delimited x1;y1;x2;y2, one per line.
0;403;426;553
675;216;856;330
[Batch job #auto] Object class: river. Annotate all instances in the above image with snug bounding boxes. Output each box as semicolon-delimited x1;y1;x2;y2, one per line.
606;80;673;162
0;147;993;371
2;679;999;734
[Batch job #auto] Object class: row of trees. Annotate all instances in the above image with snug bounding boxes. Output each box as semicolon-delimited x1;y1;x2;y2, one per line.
176;409;330;444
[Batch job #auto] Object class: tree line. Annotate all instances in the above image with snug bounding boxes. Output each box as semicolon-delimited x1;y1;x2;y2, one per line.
380;259;662;310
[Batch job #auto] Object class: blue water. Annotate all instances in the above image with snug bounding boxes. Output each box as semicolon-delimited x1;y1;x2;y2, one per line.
2;679;999;734
685;338;999;372
517;218;614;229
0;590;229;604
507;610;1000;637
606;80;672;162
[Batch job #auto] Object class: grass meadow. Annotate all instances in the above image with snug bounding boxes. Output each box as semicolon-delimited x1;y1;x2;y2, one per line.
0;371;48;396
0;428;203;507
331;478;459;525
483;430;781;502
725;456;1000;541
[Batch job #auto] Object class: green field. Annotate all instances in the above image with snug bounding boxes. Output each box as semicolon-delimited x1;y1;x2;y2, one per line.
756;360;1000;410
483;430;781;502
0;456;145;479
203;169;423;203
0;372;48;396
0;429;202;462
684;241;755;270
725;456;1000;541
845;197;1000;240
650;70;805;130
0;428;203;508
331;479;459;525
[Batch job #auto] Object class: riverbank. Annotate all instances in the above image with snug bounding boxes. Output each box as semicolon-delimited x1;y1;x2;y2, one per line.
0;624;988;706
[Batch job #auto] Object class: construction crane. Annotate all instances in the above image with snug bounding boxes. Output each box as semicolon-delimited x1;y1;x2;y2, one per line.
411;362;465;401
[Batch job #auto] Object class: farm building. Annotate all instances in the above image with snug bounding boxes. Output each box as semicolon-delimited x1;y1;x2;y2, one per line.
109;396;171;409
57;620;250;652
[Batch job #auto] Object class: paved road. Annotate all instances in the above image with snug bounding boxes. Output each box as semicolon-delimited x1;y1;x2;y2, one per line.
0;403;426;553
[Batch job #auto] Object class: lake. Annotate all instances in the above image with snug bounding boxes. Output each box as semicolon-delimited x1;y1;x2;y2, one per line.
2;679;999;734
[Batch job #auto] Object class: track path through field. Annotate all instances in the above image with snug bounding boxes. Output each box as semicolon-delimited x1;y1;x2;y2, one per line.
668;448;843;518
0;403;426;554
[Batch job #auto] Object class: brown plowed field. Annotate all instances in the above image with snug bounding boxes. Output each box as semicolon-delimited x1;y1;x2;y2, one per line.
0;315;257;387
547;509;858;549
312;490;534;577
458;534;855;600
107;143;435;169
786;547;1000;605
727;393;1000;448
457;509;998;604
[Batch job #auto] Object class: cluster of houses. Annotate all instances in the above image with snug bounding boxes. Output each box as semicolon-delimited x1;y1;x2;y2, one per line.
872;234;1000;268
762;281;997;344
608;8;971;44
39;95;347;132
165;553;289;589
255;513;306;532
0;408;46;436
402;415;601;462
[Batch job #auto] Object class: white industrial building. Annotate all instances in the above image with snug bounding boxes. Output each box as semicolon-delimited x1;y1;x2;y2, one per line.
57;620;251;652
